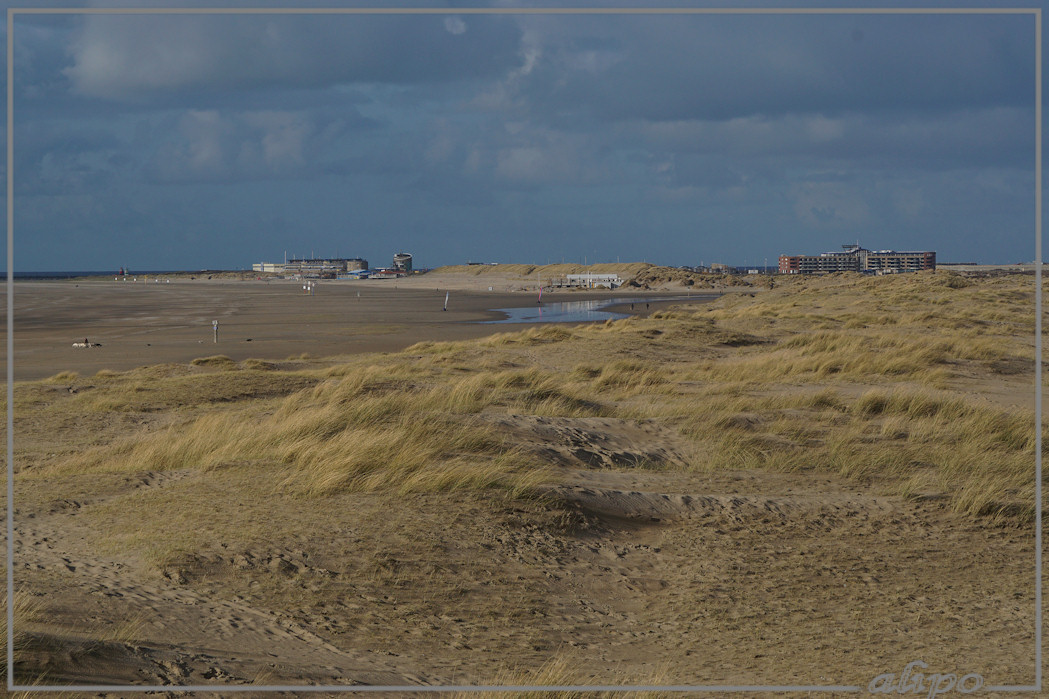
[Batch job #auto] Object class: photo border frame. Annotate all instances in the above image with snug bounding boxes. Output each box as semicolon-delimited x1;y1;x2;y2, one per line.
5;5;1042;693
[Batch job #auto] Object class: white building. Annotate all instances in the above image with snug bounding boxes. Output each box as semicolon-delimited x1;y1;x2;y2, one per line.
252;262;285;273
565;273;622;289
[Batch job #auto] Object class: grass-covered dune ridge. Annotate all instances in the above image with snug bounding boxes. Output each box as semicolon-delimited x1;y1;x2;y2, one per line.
430;262;763;288
31;270;1043;521
431;262;654;278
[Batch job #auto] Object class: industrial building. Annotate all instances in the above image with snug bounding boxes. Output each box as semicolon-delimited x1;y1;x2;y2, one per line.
778;245;935;275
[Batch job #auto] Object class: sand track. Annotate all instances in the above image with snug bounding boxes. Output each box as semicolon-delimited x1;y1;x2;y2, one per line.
546;484;899;524
14;468;431;689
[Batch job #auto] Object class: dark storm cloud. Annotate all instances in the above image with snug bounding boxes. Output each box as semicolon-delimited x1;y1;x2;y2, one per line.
4;4;1040;270
637;107;1034;172
502;14;1033;124
10;15;79;101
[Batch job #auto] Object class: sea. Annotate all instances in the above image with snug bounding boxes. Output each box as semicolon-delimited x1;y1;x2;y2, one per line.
11;271;202;280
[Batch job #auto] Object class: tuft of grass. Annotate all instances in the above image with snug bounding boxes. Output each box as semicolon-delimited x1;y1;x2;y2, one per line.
591;360;666;390
93;612;148;647
190;354;237;369
2;589;42;682
240;358;277;371
482;326;575;347
44;371;79;383
54;369;318;414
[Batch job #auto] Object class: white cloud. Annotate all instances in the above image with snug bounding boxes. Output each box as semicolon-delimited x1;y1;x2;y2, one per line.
62;13;521;100
64;16;237;97
805;115;845;143
444;17;467;36
150;109;342;182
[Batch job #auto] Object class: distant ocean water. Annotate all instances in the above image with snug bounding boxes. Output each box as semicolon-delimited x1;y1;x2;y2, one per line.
11;271;194;280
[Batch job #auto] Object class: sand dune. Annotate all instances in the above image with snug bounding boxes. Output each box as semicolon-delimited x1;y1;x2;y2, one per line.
6;269;1043;691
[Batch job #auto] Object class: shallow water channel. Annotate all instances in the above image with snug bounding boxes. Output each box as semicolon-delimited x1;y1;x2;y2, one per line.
485;296;705;324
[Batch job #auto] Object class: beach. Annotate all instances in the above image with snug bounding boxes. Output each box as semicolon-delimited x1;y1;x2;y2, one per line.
7;276;712;382
5;268;1042;692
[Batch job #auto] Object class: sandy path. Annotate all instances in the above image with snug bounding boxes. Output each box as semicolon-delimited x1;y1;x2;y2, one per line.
14;469;430;688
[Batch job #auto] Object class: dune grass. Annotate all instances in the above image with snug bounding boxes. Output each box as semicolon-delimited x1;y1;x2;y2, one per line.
432;262;655;279
68;364;574;496
23;270;1044;519
189;354;237;369
38;367;318;416
631;384;1038;518
43;371;79;383
1;588;43;683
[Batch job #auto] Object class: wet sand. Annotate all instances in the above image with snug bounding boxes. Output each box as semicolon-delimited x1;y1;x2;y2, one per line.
5;278;715;381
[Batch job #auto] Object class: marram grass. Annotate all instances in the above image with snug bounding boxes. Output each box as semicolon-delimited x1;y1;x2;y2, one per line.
29;271;1044;518
71;367;564;496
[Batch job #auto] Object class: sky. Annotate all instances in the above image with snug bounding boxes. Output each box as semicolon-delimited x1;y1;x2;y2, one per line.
4;0;1042;271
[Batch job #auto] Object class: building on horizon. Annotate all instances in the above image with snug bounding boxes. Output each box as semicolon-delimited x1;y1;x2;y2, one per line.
565;273;622;289
252;262;285;273
369;268;408;279
276;257;369;278
393;252;413;273
778;245;935;275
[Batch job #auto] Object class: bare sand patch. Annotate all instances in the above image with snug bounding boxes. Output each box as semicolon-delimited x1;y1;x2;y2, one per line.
7;277;687;381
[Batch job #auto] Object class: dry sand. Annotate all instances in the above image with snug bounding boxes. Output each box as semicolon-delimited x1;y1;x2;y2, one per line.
3;270;1043;695
7;276;699;382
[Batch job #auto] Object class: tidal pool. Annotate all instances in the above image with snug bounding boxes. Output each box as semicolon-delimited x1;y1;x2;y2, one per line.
485;295;710;324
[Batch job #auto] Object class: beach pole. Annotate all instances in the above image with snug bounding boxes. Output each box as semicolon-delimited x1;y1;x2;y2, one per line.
213;320;218;343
